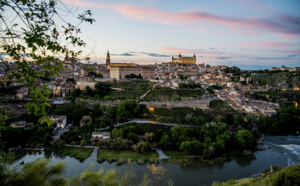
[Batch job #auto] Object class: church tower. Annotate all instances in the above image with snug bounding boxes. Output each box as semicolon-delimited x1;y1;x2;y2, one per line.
193;53;196;64
106;50;111;69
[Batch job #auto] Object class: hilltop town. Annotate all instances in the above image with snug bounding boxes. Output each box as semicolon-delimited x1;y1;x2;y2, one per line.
1;52;299;122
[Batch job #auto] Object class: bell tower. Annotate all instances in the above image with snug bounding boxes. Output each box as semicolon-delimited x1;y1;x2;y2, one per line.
106;50;111;69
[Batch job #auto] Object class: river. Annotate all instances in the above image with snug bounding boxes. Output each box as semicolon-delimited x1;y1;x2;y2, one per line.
12;135;300;186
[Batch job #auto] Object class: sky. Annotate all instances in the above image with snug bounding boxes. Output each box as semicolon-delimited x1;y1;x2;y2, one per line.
60;0;300;70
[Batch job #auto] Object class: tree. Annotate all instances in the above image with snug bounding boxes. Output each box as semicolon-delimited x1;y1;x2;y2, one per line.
0;0;95;126
160;134;172;150
135;141;151;154
95;82;111;97
85;86;93;96
52;138;66;149
127;133;137;142
80;140;86;147
179;140;202;155
66;78;76;84
111;128;124;139
235;130;257;149
0;158;66;186
144;132;155;143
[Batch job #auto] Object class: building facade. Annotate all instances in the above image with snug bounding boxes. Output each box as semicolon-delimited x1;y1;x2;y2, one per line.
110;66;155;80
75;80;96;90
172;53;196;64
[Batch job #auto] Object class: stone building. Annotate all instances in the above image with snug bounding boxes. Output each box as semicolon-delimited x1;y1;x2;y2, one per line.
106;50;135;69
172;53;196;64
75;80;96;90
110;66;155;80
270;65;300;72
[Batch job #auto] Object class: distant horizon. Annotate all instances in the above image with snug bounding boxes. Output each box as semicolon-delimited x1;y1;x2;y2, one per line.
58;0;299;69
88;59;299;71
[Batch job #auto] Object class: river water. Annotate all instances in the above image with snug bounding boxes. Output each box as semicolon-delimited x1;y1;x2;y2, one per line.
12;135;300;186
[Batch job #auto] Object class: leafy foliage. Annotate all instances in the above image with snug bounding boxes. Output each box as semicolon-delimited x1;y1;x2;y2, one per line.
0;0;94;125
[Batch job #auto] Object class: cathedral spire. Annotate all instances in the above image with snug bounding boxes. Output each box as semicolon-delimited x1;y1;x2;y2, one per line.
106;50;111;68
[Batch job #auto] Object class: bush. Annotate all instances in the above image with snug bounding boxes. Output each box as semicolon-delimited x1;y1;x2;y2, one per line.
127;133;137;142
179;140;202;155
235;130;257;149
273;165;300;186
52;138;66;148
135;141;151;154
80;140;86;147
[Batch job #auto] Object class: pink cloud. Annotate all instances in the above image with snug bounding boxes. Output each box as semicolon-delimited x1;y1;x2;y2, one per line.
240;41;294;48
159;46;244;59
238;0;271;11
61;0;300;36
244;30;260;35
281;34;297;39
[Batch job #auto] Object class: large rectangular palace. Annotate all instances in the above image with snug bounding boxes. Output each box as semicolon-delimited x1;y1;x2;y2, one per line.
172;53;196;64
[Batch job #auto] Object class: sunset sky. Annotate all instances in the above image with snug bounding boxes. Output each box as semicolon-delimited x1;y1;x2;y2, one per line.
61;0;300;69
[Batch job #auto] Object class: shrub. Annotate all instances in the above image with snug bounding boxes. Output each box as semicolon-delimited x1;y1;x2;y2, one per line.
80;140;86;147
135;141;151;154
127;133;137;142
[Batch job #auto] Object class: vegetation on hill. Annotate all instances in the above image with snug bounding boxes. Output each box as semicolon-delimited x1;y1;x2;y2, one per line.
148;107;212;124
209;100;234;111
145;87;205;101
212;164;300;186
241;71;300;88
245;89;300;103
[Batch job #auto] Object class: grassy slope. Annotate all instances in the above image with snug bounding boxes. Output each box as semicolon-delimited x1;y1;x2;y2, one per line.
163;151;189;159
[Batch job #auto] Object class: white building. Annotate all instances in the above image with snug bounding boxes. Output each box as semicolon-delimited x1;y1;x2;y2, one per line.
50;115;67;129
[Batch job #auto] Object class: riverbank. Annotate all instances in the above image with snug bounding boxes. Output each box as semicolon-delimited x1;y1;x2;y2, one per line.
97;149;159;165
212;164;300;186
46;146;94;161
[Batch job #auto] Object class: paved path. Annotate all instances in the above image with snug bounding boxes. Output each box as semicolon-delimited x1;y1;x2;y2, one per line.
90;147;99;159
96;119;197;131
153;148;169;159
139;83;161;100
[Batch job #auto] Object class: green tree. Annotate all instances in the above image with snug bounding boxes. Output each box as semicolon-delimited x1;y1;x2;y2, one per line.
52;138;65;149
95;82;111;97
179;140;202;155
80;140;87;147
127;133;137;142
111;128;124;139
135;141;151;154
235;130;257;149
144;132;155;143
0;0;94;126
160;134;172;150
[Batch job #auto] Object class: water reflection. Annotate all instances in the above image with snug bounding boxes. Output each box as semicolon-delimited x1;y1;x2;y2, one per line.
12;136;300;186
147;164;168;185
234;155;256;167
